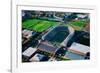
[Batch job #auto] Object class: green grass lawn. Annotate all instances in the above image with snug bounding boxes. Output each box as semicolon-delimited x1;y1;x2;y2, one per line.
69;20;87;30
70;20;86;27
22;19;59;32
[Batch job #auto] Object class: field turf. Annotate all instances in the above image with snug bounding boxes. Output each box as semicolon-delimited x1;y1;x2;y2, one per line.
69;20;87;30
22;19;59;32
70;20;86;27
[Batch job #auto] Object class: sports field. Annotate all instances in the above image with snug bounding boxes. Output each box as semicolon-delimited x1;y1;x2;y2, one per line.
70;20;86;27
22;19;59;32
69;20;87;30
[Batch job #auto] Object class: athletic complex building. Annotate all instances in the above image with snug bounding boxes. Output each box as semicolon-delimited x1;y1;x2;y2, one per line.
42;25;74;47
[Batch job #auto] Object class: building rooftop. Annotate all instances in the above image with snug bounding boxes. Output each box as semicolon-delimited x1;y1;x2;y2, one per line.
64;51;84;60
22;29;33;39
42;25;74;47
37;41;58;54
77;14;88;19
67;30;90;47
22;47;37;57
29;53;45;62
68;42;90;56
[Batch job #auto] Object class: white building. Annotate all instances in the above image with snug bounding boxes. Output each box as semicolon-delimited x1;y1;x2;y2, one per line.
76;14;88;19
22;29;33;39
22;47;37;57
68;42;90;56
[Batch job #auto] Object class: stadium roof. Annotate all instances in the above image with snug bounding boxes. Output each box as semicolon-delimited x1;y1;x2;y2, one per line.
42;25;74;47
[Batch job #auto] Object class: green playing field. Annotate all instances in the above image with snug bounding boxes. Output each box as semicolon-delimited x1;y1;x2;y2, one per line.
22;19;59;32
68;20;87;30
70;20;86;27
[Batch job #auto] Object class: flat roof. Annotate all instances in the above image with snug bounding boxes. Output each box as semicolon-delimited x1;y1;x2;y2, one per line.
22;29;33;38
37;42;58;54
22;47;37;57
65;51;84;60
68;42;90;55
29;53;45;62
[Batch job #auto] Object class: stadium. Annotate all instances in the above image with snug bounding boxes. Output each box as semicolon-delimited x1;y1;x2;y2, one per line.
42;25;74;47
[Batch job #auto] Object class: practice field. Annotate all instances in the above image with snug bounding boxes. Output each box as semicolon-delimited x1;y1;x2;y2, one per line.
70;20;86;27
69;20;87;30
22;19;59;32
